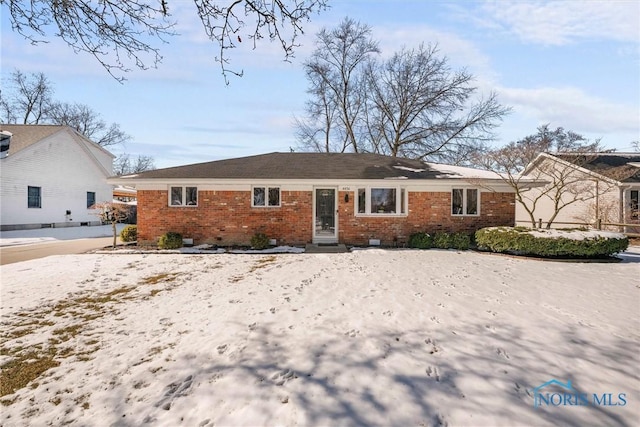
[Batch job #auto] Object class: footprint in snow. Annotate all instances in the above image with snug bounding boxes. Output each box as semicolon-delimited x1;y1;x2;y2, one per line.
496;347;510;359
217;344;228;354
272;368;296;386
425;365;441;382
434;412;449;427
154;374;194;411
345;329;360;338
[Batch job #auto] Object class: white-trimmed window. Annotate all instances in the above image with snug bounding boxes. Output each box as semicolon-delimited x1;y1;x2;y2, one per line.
357;187;406;215
253;186;280;207
170;186;198;206
452;188;479;216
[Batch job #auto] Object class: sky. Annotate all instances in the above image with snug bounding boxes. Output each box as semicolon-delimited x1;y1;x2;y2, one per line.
1;0;639;169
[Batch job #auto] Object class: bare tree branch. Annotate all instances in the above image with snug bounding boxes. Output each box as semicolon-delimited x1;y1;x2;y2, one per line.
4;0;327;82
477;125;614;228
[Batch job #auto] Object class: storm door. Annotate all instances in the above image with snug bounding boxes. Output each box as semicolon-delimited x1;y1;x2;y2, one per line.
313;188;338;243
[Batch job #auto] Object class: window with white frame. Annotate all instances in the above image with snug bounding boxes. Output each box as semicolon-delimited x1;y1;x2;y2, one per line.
253;186;280;207
169;186;198;206
357;187;406;215
631;190;639;219
452;188;479;216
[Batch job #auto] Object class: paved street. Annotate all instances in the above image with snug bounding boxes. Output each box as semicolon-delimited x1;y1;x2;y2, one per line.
0;237;116;265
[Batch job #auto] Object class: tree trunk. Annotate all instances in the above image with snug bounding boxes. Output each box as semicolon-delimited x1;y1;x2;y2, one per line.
112;221;117;248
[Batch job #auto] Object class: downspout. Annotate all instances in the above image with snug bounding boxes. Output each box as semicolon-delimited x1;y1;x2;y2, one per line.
619;186;626;233
595;180;599;225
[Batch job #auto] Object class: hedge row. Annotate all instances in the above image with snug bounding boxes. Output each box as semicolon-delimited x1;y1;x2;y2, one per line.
408;232;471;250
474;227;628;258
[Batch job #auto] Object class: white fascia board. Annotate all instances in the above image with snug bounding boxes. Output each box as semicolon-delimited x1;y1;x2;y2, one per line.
118;178;520;193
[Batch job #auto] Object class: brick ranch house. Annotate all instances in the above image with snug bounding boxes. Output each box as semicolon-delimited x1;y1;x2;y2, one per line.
108;152;530;247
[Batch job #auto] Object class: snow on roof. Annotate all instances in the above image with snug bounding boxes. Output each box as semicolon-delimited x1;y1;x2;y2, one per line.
423;162;500;179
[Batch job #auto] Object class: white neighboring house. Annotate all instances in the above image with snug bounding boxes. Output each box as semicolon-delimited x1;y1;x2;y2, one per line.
516;152;640;233
0;124;115;231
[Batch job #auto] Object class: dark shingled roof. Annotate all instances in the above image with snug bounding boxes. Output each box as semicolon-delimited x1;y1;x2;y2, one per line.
554;152;640;183
117;152;484;180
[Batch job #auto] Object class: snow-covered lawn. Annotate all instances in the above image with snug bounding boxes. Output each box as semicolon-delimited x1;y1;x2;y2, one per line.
1;249;638;426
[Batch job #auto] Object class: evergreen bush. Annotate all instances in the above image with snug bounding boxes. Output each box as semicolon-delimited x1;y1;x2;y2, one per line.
408;232;432;249
119;225;137;242
158;232;183;249
250;233;270;250
475;227;628;258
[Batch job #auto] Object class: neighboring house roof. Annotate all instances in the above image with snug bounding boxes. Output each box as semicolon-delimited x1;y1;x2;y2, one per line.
0;124;64;155
542;152;640;184
0;124;114;159
114;152;503;181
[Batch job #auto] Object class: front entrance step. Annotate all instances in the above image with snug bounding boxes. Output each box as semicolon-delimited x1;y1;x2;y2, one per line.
305;243;348;253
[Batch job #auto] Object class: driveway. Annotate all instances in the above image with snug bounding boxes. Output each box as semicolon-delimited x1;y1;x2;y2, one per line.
0;237;117;265
0;224;125;265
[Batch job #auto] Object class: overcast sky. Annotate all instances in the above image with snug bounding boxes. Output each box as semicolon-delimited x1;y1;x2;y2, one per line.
2;0;638;169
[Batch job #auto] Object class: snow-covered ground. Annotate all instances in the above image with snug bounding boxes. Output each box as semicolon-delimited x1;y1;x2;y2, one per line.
1;249;639;426
0;224;126;247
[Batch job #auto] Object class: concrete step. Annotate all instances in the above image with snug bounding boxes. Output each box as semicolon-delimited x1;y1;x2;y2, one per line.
305;243;348;253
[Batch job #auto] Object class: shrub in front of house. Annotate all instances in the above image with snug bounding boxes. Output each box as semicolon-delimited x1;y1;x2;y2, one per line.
408;232;432;249
158;232;183;249
475;227;629;258
250;233;270;250
445;232;472;250
409;232;471;250
120;225;137;242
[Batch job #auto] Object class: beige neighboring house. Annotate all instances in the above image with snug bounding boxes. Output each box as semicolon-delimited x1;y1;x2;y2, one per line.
0;124;115;231
516;152;640;233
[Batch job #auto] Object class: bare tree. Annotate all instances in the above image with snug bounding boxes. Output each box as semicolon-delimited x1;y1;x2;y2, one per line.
4;0;327;82
364;43;508;162
1;69;131;146
92;201;130;248
298;18;380;153
0;70;53;124
47;102;130;146
114;153;156;175
295;22;508;162
477;125;611;229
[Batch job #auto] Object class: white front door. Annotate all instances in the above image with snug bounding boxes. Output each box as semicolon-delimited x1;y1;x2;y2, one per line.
313;187;338;243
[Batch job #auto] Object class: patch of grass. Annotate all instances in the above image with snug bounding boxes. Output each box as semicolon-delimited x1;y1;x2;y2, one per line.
249;255;277;272
1;269;182;400
52;324;83;343
140;273;179;285
0;351;60;397
1;397;17;406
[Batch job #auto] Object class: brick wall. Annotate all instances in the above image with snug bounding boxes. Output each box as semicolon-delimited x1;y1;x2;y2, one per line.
338;191;515;246
138;189;514;246
137;190;312;246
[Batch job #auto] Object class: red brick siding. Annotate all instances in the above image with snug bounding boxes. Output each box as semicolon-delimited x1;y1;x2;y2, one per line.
138;190;312;246
338;191;515;246
137;189;514;246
